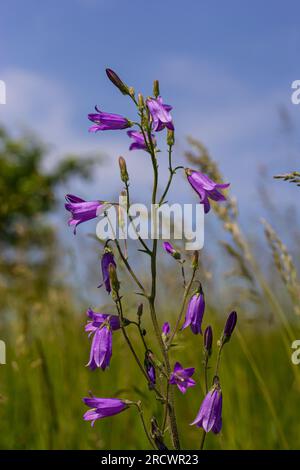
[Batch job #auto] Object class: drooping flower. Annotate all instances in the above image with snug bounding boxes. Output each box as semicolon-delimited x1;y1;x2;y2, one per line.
65;194;103;234
100;248;116;294
106;68;129;95
223;311;237;342
85;308;120;371
191;380;222;434
185;169;230;214
144;351;156;386
169;361;196;394
85;308;120;332
162;241;181;260
127;130;155;151
162;322;170;342
88;106;132;132
204;325;213;356
146;97;174;132
83;396;129;426
182;287;205;335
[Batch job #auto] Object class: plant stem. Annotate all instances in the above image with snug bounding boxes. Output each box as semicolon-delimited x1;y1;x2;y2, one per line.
135;402;155;449
200;429;207;450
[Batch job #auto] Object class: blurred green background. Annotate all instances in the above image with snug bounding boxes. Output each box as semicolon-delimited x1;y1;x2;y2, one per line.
0;126;299;450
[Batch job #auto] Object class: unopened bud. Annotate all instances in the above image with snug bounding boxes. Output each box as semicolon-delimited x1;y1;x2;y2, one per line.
138;93;144;109
167;129;175;146
109;263;120;295
204;325;213;356
153;80;160;98
222;311;237;344
192;250;199;270
118;156;129;183
129;87;135;98
137;304;143;318
106;68;129;96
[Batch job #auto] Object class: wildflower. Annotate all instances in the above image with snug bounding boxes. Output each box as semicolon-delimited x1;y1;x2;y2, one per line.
118;156;129;183
191;379;222;434
162;322;170;342
83;396;129;426
146;97;174;132
65;194;103;234
144;351;156;385
182;286;205;335
127;130;153;151
100;248;116;294
88;106;132;132
85;309;120;371
222;311;237;343
169;361;196;394
163;241;181;260
185;169;230;214
204;325;213;356
106;68;129;95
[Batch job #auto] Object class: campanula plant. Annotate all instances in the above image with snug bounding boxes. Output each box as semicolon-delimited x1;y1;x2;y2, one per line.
65;68;236;450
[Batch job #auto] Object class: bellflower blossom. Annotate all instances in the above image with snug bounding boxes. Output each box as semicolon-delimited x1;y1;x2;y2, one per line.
169;362;196;394
83;396;129;426
100;248;116;294
88;106;132;132
182;288;205;335
185;168;230;214
65;194;103;234
85;308;120;370
191;382;222;434
146;97;174;132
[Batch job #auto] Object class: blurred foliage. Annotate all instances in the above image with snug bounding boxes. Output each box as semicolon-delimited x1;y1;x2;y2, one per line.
0;125;95;281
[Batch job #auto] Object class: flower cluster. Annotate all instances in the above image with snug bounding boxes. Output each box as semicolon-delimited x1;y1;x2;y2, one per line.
65;68;236;449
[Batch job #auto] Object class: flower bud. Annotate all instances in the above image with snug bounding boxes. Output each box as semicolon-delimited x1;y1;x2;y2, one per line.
137;303;143;317
144;350;156;386
167;129;175;146
138;93;144;110
106;68;130;95
151;417;168;450
222;311;237;343
129;87;135;98
163;241;181;260
118;156;129;183
161;322;170;343
191;250;199;270
204;325;213;356
153;79;160;98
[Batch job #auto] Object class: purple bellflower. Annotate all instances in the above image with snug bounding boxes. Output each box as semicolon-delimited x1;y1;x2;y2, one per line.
83;396;129;426
185;168;230;214
182;287;205;335
127;130;155;151
65;194;103;234
146;97;174;132
85;309;120;371
100;248;116;294
163;241;181;260
169;362;196;394
88;106;132;132
191;380;222;434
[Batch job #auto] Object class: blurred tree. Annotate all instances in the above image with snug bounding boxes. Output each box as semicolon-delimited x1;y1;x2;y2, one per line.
0;125;96;290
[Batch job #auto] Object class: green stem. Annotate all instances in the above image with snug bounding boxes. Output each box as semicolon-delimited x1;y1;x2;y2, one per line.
200;429;207;450
135;402;155;449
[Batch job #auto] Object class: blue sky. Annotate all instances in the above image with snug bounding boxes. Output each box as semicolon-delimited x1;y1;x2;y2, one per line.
1;0;300;229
